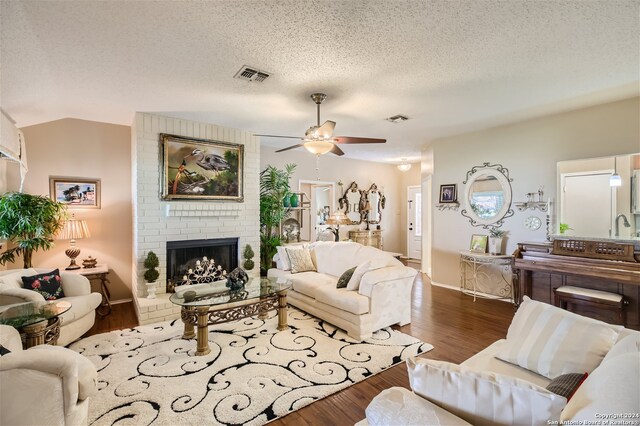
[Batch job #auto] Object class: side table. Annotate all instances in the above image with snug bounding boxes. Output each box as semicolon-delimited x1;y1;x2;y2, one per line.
459;251;515;303
64;264;112;316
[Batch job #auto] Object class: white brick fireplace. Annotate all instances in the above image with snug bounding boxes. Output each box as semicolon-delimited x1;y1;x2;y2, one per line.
131;113;260;324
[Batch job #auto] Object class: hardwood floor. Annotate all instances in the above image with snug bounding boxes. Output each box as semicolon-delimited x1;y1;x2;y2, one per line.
82;272;515;425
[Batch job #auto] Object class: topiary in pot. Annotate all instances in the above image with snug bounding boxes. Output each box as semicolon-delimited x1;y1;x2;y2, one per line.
243;244;255;270
143;251;160;299
0;192;67;268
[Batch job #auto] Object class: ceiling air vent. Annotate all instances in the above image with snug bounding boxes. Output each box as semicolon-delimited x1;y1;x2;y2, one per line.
234;65;271;82
385;114;409;123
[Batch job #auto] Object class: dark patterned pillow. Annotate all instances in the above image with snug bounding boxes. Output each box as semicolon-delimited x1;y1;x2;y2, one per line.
546;372;588;400
0;345;10;356
337;267;357;289
22;269;65;300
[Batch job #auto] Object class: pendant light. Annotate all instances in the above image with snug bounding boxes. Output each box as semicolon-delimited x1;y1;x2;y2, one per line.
610;156;622;187
397;158;411;172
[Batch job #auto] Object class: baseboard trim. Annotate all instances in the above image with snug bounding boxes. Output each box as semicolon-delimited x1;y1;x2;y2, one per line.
111;298;133;305
430;280;460;291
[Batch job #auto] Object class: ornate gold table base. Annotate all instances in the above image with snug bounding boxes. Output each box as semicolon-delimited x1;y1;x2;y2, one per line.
20;317;61;349
181;289;289;356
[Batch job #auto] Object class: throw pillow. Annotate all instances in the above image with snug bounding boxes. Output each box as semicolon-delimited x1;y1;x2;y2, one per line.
336;267;356;289
22;269;65;300
286;247;316;274
546;373;588;400
0;345;10;356
276;246;292;270
561;353;639;423
406;357;567;426
346;260;372;291
496;296;620;379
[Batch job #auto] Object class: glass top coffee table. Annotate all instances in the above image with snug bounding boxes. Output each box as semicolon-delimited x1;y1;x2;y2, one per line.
169;276;291;356
0;300;71;348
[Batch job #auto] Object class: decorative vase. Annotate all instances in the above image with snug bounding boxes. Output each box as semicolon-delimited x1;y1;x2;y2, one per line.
489;237;503;255
290;193;299;207
146;281;157;299
283;193;291;207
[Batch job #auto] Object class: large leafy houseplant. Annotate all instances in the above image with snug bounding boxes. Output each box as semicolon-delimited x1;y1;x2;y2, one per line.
0;192;67;268
260;163;296;275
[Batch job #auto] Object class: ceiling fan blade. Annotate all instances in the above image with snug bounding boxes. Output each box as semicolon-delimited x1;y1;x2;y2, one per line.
256;134;304;140
275;144;304;153
316;120;336;139
333;136;386;144
329;144;345;156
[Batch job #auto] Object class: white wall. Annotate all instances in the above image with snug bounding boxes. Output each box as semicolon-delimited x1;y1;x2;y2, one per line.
132;113;260;304
261;147;418;254
426;96;640;288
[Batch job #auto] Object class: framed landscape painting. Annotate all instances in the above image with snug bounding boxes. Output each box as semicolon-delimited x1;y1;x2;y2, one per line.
161;134;244;202
49;177;101;208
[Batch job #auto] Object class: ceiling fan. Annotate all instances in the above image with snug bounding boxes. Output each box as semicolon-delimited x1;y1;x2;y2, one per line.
257;93;386;156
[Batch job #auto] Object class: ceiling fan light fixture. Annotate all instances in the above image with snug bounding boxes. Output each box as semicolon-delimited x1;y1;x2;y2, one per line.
397;158;411;172
303;140;334;155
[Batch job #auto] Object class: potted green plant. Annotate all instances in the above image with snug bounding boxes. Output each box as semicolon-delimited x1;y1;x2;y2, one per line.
0;192;67;268
242;244;255;270
559;223;573;235
260;163;296;275
143;251;160;299
488;228;508;255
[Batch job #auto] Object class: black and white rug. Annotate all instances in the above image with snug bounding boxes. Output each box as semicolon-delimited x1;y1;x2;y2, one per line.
71;307;432;425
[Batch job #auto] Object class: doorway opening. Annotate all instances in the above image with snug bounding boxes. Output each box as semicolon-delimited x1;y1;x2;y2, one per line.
298;180;336;242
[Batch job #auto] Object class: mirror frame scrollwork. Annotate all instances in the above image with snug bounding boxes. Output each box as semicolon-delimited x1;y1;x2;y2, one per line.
339;181;365;224
460;162;514;229
366;183;385;224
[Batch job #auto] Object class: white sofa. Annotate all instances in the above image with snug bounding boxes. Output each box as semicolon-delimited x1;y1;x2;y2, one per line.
0;324;98;425
0;268;102;346
268;241;418;341
358;297;640;425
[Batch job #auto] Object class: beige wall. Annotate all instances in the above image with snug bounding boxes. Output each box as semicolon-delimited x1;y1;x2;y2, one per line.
427;96;640;288
20;118;133;301
261;147;418;254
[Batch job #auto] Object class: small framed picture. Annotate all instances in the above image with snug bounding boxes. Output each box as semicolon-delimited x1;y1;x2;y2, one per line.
49;177;101;209
470;234;488;253
439;184;457;203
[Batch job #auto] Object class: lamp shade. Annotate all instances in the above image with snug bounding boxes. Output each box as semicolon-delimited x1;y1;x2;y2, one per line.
58;218;91;240
304;140;334;155
326;210;351;225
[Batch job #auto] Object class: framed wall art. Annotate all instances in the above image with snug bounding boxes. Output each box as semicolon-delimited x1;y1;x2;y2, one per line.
160;133;244;202
469;234;488;253
439;184;457;203
49;177;101;208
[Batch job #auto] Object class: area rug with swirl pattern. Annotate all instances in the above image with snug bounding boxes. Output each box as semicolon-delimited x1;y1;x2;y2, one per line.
71;307;432;426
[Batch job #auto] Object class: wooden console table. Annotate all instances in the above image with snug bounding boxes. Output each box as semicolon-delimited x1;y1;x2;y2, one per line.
514;241;640;329
349;230;382;249
64;264;112;316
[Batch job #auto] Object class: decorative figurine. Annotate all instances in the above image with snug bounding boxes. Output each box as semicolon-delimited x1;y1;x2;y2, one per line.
82;256;98;269
226;267;249;291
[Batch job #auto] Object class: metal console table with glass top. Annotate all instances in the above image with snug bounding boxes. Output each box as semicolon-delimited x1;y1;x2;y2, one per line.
459;251;515;302
170;276;291;356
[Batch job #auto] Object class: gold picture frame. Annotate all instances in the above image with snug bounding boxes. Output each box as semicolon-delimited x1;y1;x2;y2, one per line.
49;177;101;209
470;234;488;253
160;133;244;202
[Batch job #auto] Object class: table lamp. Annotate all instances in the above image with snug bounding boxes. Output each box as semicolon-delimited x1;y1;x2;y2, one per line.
363;201;372;231
58;215;91;270
325;210;351;241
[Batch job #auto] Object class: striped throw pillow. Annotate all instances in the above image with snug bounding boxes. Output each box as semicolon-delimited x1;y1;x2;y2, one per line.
496;297;621;379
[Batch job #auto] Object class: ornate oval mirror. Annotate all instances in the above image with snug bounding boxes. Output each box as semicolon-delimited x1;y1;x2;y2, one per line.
367;183;383;224
461;163;514;228
339;182;364;224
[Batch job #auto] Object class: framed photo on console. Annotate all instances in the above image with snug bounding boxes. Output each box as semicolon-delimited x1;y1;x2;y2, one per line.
470;234;488;253
160;133;244;202
49;177;101;209
439;184;457;203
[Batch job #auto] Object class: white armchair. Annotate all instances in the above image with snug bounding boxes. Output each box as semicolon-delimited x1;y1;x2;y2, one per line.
0;325;98;425
0;268;102;346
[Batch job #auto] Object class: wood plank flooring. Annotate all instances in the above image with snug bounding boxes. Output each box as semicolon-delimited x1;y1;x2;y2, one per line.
83;272;515;425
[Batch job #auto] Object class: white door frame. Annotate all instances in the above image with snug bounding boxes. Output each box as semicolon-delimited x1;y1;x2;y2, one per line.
422;176;432;277
407;185;422;259
298;180;336;242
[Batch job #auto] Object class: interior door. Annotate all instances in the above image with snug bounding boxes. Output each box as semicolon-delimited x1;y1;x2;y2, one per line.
407;185;422;259
561;172;613;238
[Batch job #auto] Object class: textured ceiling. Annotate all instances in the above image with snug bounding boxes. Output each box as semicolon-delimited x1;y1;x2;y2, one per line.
1;0;638;163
